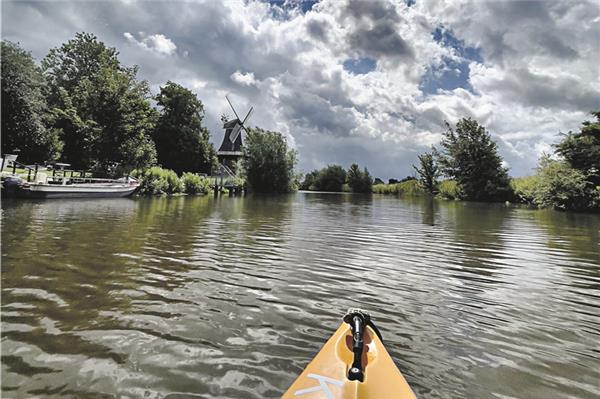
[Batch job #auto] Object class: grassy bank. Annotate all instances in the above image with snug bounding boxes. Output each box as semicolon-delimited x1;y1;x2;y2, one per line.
372;175;599;212
373;179;460;199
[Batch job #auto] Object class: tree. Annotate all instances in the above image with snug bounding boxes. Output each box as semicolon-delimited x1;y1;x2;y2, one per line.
153;81;217;174
43;32;121;101
413;152;439;194
43;33;157;174
1;41;62;162
347;163;373;193
47;87;99;169
315;165;346;192
242;128;297;193
300;169;320;190
435;118;511;201
555;111;600;185
374;177;384;185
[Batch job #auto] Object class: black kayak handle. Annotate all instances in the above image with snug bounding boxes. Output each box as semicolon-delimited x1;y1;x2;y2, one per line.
344;309;380;382
347;314;365;381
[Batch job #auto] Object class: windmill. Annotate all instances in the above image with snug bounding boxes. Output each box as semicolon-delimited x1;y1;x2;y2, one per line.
217;95;253;173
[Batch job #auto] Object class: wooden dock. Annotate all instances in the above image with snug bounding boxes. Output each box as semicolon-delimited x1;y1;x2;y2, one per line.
211;176;246;197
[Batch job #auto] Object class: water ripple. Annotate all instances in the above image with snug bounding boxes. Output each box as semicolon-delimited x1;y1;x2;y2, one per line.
2;195;599;398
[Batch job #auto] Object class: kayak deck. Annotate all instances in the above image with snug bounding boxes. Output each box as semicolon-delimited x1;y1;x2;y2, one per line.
282;323;417;398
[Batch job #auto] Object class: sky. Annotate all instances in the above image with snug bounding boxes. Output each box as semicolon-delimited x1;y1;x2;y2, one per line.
2;0;599;179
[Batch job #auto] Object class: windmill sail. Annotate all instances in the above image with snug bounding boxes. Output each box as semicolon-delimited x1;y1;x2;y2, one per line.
241;107;253;126
230;123;243;143
226;95;241;121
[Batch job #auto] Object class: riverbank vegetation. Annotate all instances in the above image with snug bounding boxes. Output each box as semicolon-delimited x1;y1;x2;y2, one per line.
376;114;600;212
1;35;217;177
435;118;512;201
153;82;217;175
182;172;212;195
131;167;210;196
413;153;438;195
373;179;419;196
300;163;372;193
371;178;460;199
511;156;599;211
2;33;598;210
2;34;294;195
242;128;298;193
1;42;62;162
347;164;373;193
437;180;461;200
300;113;598;212
301;165;346;192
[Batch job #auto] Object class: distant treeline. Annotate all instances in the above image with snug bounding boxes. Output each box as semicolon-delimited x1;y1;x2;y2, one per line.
300;114;600;211
300;164;373;193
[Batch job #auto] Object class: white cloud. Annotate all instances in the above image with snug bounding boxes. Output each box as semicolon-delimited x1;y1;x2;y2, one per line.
124;32;176;55
3;0;598;179
230;71;257;86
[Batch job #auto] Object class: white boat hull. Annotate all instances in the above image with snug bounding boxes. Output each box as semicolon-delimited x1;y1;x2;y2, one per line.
16;183;139;198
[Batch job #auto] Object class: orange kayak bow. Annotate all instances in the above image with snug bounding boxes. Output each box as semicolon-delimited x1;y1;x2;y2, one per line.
282;310;417;398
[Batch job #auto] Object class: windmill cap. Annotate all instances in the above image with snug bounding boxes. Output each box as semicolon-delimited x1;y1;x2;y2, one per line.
223;119;240;128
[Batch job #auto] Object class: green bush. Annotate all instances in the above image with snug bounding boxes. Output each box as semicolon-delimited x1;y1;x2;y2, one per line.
511;176;539;204
164;169;183;194
182;172;210;194
532;157;595;211
232;175;246;188
132;166;182;195
437;180;460;199
509;158;600;211
132;167;166;195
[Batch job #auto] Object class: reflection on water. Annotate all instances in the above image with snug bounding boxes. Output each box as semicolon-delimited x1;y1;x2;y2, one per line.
2;194;599;399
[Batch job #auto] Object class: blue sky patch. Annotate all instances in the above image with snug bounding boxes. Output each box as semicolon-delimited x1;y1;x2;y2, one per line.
266;0;318;17
420;27;483;95
432;27;483;63
343;57;377;75
298;0;318;13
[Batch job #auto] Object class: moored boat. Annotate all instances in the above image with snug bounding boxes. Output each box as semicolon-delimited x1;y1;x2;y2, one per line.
1;175;24;197
0;160;140;199
15;176;139;198
282;310;417;399
1;154;23;197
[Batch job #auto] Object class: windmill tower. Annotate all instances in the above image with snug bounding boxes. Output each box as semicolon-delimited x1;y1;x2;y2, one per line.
217;95;253;173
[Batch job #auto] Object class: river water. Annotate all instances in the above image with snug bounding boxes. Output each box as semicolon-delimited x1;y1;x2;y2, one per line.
1;193;599;399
